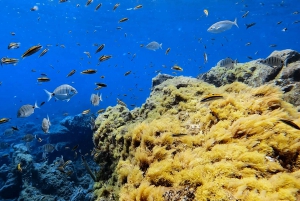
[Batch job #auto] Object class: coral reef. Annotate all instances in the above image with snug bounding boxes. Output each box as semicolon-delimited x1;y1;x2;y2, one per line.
198;49;300;109
93;75;300;201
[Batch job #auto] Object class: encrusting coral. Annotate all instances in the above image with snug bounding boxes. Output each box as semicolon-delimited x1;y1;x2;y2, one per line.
92;76;300;201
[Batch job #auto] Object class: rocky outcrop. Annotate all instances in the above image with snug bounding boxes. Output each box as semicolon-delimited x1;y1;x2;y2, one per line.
198;49;300;109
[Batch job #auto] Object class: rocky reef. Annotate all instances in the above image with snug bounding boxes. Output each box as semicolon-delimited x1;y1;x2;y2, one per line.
0;114;97;201
92;50;300;201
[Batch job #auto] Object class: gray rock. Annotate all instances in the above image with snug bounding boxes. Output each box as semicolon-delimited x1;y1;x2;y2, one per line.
151;73;174;90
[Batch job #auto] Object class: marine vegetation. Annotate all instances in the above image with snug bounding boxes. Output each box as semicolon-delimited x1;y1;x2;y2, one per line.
93;76;300;201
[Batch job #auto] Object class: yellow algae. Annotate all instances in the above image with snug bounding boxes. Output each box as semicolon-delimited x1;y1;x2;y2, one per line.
92;77;300;200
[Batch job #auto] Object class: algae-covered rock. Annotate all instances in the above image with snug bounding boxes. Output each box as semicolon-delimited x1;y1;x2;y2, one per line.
198;49;300;108
92;75;300;201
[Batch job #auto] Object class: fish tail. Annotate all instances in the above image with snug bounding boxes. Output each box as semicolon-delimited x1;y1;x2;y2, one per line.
47;114;51;126
34;101;39;109
234;18;239;28
44;89;53;102
160;43;163;49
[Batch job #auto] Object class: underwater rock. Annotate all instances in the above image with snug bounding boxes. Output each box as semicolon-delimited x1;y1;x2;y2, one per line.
198;49;300;107
92;76;300;201
61;114;96;132
151;73;174;90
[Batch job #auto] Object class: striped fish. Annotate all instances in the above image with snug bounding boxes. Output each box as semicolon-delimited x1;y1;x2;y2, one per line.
0;57;19;66
38;48;49;58
44;84;77;102
95;3;102;10
95;44;105;54
260;56;284;68
217;57;236;68
90;93;102;106
21;45;42;58
22;134;36;142
17;102;39;118
42;144;57;153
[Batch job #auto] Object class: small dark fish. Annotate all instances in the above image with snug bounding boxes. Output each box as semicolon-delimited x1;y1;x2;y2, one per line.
269;44;277;47
41;73;47;76
247;56;253;60
113;3;120;11
277;21;282;24
282;28;287;32
97;109;105;114
246;23;256;29
124;71;131;76
117;98;127;107
95;3;102;10
72;144;79;151
242;11;249;18
99;55;112;62
95;44;105;54
116;27;122;30
59;0;68;2
1;154;9;158
37;77;50;82
119;18;129;23
95;83;107;87
172;65;183;71
40;101;45;106
39;49;49;58
201;94;224;102
172;133;188;137
21;45;42;58
293;11;299;15
165;48;171;55
134;5;142;10
82;109;90;115
67;69;76;77
85;0;93;6
203;53;208;64
0;118;10;124
10;32;16;36
81;69;97;74
279;119;300;130
293;20;300;24
11;126;19;131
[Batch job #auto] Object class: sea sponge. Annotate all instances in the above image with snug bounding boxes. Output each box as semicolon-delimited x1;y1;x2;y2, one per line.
93;76;300;201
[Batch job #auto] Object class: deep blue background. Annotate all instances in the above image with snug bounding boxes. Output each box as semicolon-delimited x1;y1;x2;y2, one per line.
0;0;299;127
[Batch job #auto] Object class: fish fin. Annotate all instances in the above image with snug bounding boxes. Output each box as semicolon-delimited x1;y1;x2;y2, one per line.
160;43;163;49
234;18;239;28
34;101;40;109
54;144;59;151
100;93;102;102
44;89;53;102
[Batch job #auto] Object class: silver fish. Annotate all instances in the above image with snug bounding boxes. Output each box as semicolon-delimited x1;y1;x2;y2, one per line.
260;56;284;68
145;41;162;51
22;134;36;142
90;93;102;106
8;42;21;49
207;18;238;33
17;102;39;118
42;144;56;153
42;115;51;133
44;84;77;102
3;128;14;137
217;57;236;68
